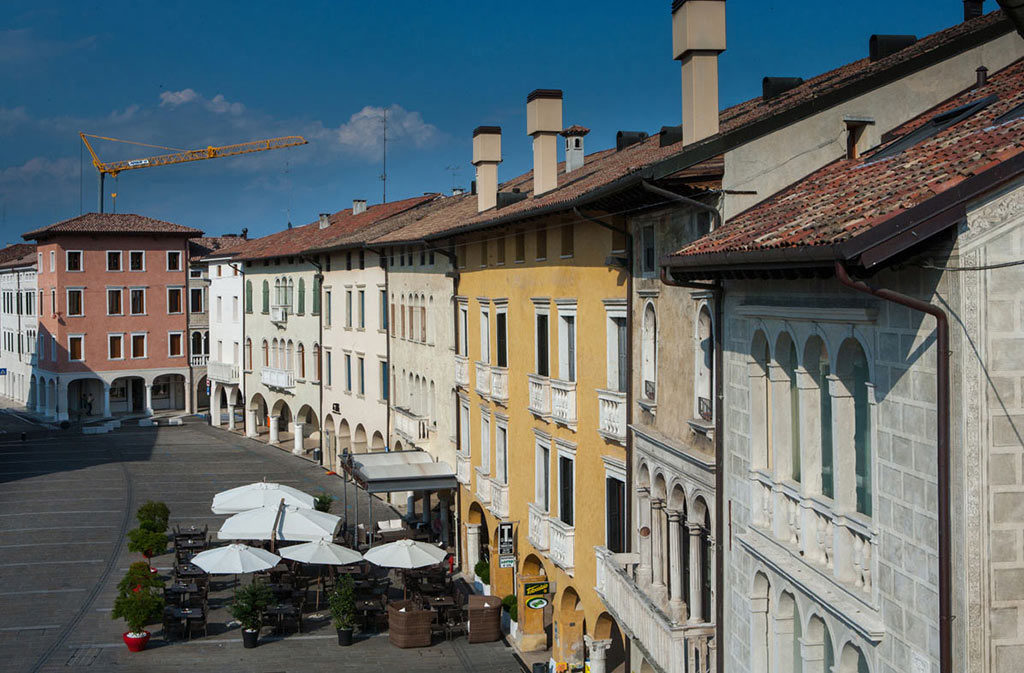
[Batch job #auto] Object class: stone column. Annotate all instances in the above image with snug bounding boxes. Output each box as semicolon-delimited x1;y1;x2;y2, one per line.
465;523;481;573
406;493;417;520
688;522;703;623
227;405;236;431
439;492;451;544
269;415;280;444
210;383;221;426
56;381;68;422
292;422;305;454
800;636;825;672
636;487;653;586
246;409;258;438
828;374;857;583
584;636;613;673
143;383;153;416
102;383;111;418
772;608;795;673
667;509;687;622
651;498;666;594
422;491;431;525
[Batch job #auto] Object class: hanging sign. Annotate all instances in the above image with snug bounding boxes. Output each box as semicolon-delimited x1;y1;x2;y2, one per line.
524;581;551;596
498;554;515;569
526;596;549;610
497;521;514;555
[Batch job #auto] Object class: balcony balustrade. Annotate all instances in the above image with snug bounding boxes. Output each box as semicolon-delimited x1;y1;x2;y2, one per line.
190;354;209;367
490;366;509;403
474;362;491;397
455;355;469;387
456;453;471;485
489;479;509;518
270;305;289;323
597;389;627;442
207;360;239;382
261;367;295;389
550;378;577;427
548;516;575;572
528;502;550;551
474;465;491;503
395;407;430;443
528;374;551;417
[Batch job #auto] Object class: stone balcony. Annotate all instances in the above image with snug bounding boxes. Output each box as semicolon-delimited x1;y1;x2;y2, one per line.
394;407;430;445
456;452;471;486
207;360;239;383
474;362;491;397
597;388;627;443
270;305;289;323
490;366;509;404
488;478;509;519
548;515;575;573
474;465;491;504
261;367;295;389
528;374;550;417
594;547;715;673
190;354;209;367
528;502;550;551
455;355;469;388
550;378;577;428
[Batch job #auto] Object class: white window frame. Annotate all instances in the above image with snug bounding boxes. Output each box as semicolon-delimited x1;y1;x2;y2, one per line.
215;295;223;322
107;288;123;316
357;354;365;396
555;438;577;525
603;299;628;391
345;288;353;328
325;289;333;327
130;332;147;359
495;415;509;484
479;301;490;364
128;250;145;272
168;331;184;357
68;334;85;361
129;288;146;316
457;300;469;356
555;299;577;382
106;250;122;272
66;288;84;317
166;250;182;272
534;429;551;511
532;298;551;376
65;250;83;272
358;289;365;329
37;252;42;270
167;286;184;315
49;250;55;272
459;396;471;455
480;408;491;474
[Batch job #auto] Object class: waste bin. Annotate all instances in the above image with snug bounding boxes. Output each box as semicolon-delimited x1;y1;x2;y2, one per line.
312;448;323;463
532;663;548;673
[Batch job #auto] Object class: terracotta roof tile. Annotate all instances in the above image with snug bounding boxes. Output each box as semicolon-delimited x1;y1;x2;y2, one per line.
189;236;250;262
22;213;202;240
0;243;36;269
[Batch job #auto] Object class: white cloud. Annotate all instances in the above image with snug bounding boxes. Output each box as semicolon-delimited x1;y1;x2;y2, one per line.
328;104;439;158
0;156;77;184
159;88;200;107
159;88;245;116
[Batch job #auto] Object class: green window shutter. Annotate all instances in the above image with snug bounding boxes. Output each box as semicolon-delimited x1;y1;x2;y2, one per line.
298;278;305;314
245;281;253;314
262;280;269;313
312;276;321;315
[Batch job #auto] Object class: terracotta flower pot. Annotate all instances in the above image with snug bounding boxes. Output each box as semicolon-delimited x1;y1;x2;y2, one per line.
122;631;150;652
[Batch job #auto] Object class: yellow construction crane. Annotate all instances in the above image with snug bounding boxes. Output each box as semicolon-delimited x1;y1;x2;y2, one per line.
80;133;308;213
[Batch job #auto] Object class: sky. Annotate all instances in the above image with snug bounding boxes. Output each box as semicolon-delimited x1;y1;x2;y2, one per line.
0;0;975;243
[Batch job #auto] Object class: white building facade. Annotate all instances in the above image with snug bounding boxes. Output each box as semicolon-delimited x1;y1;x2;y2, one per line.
205;251;245;430
0;249;37;407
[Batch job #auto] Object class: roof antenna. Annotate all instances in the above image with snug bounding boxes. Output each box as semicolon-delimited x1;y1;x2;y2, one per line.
380;109;388;204
446;164;461;194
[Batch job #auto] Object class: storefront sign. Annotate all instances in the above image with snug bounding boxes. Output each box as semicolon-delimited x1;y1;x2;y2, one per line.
526;596;549;610
497;522;514;555
524;581;551;596
498;554;515;569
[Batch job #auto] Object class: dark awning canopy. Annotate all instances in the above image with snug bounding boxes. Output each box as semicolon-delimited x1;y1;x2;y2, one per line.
342;450;457;494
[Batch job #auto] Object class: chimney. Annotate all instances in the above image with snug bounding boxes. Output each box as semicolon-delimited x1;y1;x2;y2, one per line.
452;187;465;196
977;65;989;87
561;125;590;173
526;89;563;195
672;0;727;145
964;0;984;20
318;213;330;229
353;199;367;215
472;126;502;212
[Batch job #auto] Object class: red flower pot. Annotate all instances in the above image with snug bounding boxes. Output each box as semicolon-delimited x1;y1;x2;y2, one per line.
122;631;150;652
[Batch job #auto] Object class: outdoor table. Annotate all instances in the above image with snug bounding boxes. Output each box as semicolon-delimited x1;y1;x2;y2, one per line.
266;582;293;597
167;581;198;604
425;595;455;608
175;563;207;579
175;525;207;536
356;598;385;632
177;538;206;550
170;605;203;620
264;603;298;634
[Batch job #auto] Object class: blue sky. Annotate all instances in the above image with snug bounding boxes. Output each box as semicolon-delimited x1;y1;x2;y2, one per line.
0;1;970;243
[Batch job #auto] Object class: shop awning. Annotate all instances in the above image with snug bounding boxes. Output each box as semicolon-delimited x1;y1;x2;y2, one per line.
342;450;457;494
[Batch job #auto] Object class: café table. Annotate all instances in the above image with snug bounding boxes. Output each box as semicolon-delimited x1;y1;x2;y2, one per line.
264;603;299;634
166;581;198;605
175;563;208;580
176;538;207;550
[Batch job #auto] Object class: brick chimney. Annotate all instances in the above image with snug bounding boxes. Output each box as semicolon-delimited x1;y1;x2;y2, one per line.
472;126;502;212
527;89;563;195
353;199;367;215
672;0;726;145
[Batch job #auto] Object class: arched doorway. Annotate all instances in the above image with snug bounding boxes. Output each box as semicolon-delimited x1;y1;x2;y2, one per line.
558;586;585;665
67;378;103;419
337;419;352;459
195;374;210;411
594;612;627;673
152;374;186;411
295;404;320;453
271;399;293;447
353;424;367;453
248;393;268;438
371;430;385;451
110;376;146;414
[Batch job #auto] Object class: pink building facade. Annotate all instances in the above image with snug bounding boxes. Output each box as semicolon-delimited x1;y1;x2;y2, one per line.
24;214;200;421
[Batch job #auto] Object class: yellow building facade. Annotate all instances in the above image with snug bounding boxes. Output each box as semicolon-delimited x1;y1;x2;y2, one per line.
452;213;628;668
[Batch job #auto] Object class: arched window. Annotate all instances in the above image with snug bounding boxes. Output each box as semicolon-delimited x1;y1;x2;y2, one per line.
420;297;426;342
313;343;321;382
750;331;772;471
776;333;800;483
245;281;253;313
262;339;269;367
695;306;713;421
297;278;305;314
261;280;269;313
804;337;834;499
245;338;252;369
837;339;872;516
287;278;294;308
286;340;294;371
191;331;203;356
297;343;305;378
642;302;657;400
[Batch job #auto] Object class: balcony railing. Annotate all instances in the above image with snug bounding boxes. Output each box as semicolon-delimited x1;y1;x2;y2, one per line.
698;396;713;421
270;305;289;323
594;547;716;673
395;407;430;443
548;516;575;573
455;355;469;388
550;378;577;427
528;374;550;417
456;453;471;486
474;362;491;397
597;388;627;442
261;367;295;389
474;465;491;504
489;479;509;519
490;366;509;404
190;354;209;367
207;360;239;382
751;470;873;596
528;502;549;551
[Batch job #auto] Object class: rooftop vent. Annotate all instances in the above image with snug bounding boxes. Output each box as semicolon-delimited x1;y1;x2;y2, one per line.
659;125;683;147
616;131;648;151
318;213;330;229
561;125;590;173
353;199;367;215
964;0;984;20
762;77;804;101
869;35;917;62
452;187;465;196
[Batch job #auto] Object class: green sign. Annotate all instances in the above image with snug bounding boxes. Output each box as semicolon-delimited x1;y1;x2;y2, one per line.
524;581;550;596
526;596;549;610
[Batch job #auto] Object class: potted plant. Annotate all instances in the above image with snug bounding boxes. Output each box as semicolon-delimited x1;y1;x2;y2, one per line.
313;492;334;513
328;575;357;646
228;581;273;648
474;560;490;587
127;526;167;570
136;501;170;532
111;572;164;652
118;562;163;595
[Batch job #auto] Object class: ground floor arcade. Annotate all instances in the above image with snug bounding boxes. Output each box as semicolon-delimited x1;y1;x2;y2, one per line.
27;368;189;422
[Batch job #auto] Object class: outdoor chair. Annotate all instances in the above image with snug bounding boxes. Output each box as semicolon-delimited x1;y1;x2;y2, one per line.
387;600;433;648
162;608;185;641
185;610;207;640
466;595;502;643
279;606;303;634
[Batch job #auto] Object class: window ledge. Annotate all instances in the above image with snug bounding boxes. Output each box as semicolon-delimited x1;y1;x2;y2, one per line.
638;399;657;415
687;417;714;436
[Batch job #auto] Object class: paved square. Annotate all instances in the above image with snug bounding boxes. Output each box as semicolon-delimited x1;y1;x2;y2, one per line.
0;416;522;673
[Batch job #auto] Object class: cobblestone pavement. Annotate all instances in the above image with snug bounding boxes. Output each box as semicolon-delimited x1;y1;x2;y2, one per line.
0;418;522;673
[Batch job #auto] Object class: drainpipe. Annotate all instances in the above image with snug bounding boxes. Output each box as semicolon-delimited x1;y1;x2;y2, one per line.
834;261;951;673
436;241;462;570
643;179;725;673
302;254;325;468
377;246;391;452
230;260;245;434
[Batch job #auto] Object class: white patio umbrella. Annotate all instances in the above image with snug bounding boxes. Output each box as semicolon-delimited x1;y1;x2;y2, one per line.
363;539;447;569
280;540;363;608
211;482;316;514
217;504;341;543
191;543;281;574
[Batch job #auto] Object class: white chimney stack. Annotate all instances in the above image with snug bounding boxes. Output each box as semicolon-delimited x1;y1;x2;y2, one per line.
353;199;367;215
527;89;563;196
319;213;330;229
561;125;590;174
672;0;726;145
472;126;502;212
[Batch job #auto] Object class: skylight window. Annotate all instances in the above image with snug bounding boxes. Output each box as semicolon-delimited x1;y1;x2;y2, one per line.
992;99;1024;127
871;94;997;161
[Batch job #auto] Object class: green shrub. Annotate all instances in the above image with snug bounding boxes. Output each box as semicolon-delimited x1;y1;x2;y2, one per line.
474;560;490;585
313;492;334;513
117;562;162;596
501;594;518;621
229;582;273;631
328;575;356;629
111;580;163;634
136;501;169;533
127;527;167;559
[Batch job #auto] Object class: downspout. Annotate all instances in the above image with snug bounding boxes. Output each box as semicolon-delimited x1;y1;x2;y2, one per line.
186;242;194;414
302;254;325;467
378;246;391;451
643;180;726;673
231;260;245;434
834;261;951;673
436;241;462;570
